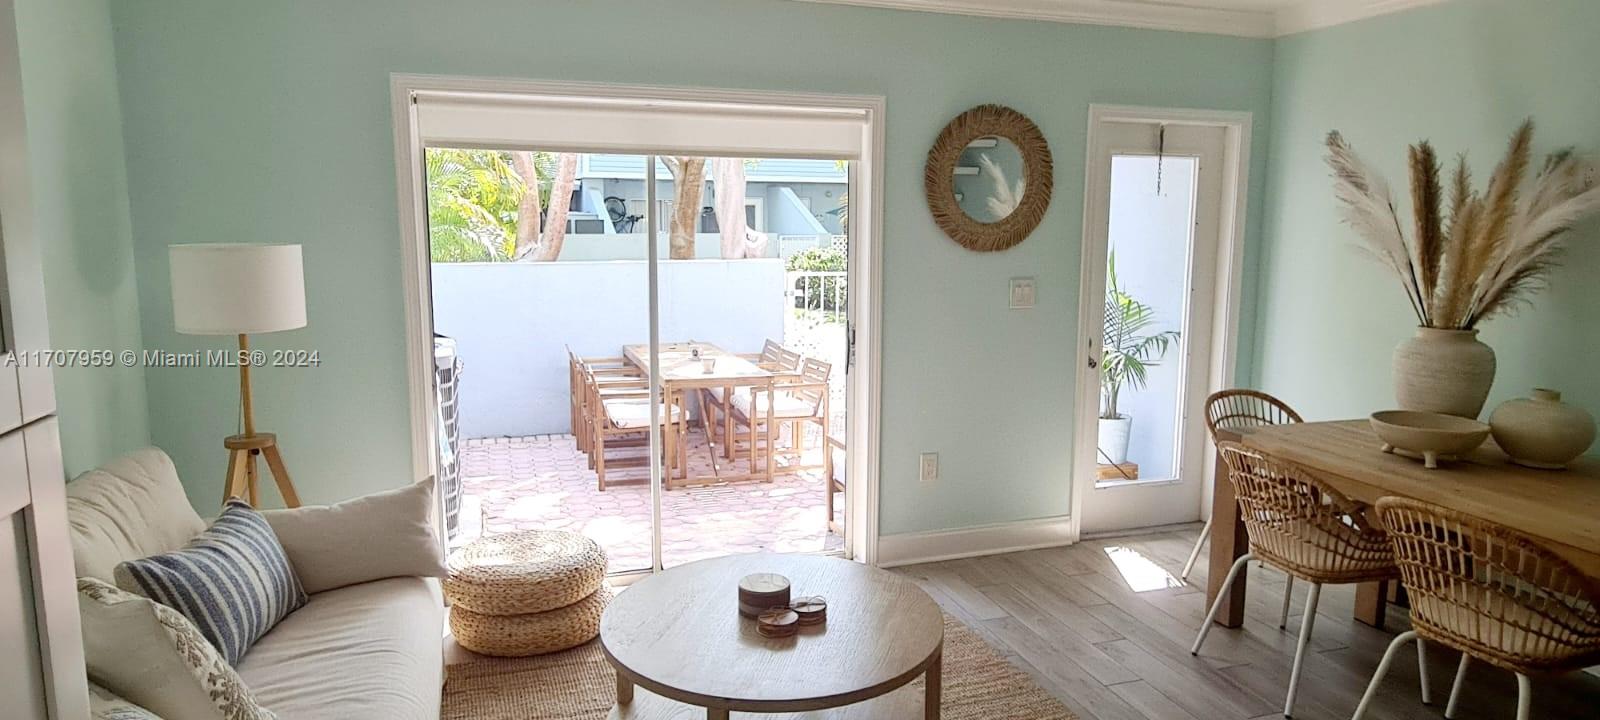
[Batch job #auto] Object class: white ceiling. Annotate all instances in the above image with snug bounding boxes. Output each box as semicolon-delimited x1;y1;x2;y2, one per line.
785;0;1449;38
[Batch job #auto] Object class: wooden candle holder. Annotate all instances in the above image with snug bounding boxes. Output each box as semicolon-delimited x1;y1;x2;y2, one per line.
738;573;791;619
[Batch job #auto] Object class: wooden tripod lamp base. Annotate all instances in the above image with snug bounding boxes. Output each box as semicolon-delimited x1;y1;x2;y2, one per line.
224;432;301;508
169;242;309;510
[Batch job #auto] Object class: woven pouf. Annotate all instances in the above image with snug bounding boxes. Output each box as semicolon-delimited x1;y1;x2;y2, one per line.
445;530;608;616
450;585;613;657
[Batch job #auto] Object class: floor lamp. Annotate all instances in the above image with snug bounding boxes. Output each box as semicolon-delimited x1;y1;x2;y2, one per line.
170;243;308;508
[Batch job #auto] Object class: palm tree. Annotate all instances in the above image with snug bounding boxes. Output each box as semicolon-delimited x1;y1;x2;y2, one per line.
425;148;577;262
426;148;521;262
1100;251;1180;420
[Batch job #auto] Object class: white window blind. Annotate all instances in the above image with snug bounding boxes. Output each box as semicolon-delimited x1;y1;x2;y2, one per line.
412;91;867;159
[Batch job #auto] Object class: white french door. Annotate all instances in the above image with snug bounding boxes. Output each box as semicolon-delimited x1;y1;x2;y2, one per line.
1074;109;1248;537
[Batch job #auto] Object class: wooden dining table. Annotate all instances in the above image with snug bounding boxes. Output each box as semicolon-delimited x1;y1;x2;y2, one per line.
621;342;776;487
1206;419;1600;629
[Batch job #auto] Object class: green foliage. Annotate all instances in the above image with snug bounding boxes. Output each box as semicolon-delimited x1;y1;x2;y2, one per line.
785;246;846;272
1101;251;1180;420
786;246;847;314
425;148;563;263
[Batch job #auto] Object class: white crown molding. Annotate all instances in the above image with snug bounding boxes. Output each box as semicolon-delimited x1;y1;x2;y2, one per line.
1274;0;1448;36
788;0;1277;38
784;0;1453;38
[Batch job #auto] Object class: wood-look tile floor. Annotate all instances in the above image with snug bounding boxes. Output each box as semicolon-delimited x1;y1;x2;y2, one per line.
894;525;1600;720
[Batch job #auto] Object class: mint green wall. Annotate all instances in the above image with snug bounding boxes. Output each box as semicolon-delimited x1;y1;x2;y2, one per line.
108;0;1273;531
15;0;149;477
1257;0;1600;427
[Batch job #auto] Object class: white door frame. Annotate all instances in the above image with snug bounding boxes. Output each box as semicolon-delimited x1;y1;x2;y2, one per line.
1067;105;1252;542
388;75;886;564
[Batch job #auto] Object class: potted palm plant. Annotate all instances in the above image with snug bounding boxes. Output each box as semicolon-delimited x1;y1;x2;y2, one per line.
1100;252;1180;465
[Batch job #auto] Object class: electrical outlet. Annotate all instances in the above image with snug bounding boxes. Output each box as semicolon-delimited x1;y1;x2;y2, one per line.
919;453;939;483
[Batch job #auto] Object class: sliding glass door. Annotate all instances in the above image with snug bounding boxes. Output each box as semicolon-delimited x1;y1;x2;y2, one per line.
426;147;852;574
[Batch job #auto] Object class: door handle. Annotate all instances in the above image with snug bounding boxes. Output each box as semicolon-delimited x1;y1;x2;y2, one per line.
1087;356;1099;369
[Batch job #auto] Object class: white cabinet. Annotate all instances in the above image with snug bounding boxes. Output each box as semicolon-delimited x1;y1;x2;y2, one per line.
0;0;89;717
0;434;49;718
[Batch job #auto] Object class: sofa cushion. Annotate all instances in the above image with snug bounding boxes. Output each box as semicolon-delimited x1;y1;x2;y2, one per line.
115;499;307;664
731;387;819;419
67;447;207;583
78;578;276;720
236;577;444;720
88;681;161;720
260;478;447;595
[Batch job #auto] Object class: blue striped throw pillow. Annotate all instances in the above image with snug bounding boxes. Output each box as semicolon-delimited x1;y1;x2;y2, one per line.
114;499;307;664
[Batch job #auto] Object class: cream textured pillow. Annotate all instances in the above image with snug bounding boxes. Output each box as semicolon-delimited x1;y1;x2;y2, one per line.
260;477;447;594
78;578;275;720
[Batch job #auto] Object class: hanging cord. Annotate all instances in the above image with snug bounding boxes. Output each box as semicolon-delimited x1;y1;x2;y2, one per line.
1155;124;1167;196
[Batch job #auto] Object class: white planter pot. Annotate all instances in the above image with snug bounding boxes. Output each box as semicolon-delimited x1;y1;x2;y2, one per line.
1393;327;1496;419
1098;416;1133;465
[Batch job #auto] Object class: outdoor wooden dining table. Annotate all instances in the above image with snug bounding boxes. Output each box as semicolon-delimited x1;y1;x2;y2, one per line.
1206;419;1600;629
621;342;776;488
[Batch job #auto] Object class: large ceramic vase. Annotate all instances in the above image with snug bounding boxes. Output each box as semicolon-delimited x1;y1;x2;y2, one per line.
1098;416;1132;465
1392;327;1497;419
1489;388;1597;469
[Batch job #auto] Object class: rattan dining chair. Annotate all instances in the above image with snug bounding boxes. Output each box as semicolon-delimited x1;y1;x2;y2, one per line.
1184;389;1307;627
1354;497;1600;720
1193;442;1406;718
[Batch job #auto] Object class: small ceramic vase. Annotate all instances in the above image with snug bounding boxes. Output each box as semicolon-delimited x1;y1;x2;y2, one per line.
1489;388;1596;469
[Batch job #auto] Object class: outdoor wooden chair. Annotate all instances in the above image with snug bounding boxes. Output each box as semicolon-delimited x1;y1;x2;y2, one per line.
1354;497;1600;720
1183;389;1307;626
724;357;832;481
1192;442;1402;719
566;347;642;457
736;339;802;374
704;340;801;456
825;434;845;535
580;363;686;491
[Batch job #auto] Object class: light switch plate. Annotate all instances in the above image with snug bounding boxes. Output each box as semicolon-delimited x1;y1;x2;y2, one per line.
919;453;939;483
1009;277;1036;309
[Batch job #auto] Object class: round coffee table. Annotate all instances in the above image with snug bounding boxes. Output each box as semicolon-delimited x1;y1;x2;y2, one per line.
601;553;944;719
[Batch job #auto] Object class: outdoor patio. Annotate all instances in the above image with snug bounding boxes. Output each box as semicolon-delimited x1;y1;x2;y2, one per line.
454;428;844;571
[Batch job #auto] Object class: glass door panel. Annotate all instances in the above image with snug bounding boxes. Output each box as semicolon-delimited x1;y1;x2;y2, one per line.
426;148;656;574
1099;154;1198;484
656;156;850;568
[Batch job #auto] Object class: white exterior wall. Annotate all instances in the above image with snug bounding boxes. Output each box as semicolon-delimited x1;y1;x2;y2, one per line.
432;259;786;438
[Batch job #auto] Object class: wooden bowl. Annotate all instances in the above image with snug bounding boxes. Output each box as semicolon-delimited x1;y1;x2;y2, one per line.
1370;410;1490;469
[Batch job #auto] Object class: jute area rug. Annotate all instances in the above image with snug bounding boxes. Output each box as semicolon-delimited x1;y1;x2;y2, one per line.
443;614;1077;719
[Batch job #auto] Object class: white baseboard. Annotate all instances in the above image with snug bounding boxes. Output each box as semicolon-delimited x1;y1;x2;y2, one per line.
876;515;1075;568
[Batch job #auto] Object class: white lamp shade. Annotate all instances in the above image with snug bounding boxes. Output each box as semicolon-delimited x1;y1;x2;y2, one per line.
170;243;307;335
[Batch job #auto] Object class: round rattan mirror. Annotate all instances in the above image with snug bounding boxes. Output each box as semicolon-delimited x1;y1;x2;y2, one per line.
925;105;1053;252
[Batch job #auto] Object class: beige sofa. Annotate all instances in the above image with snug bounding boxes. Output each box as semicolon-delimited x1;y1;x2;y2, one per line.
66;448;444;719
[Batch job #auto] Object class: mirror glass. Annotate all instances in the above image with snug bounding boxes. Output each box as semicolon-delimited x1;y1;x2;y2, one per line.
953;136;1026;223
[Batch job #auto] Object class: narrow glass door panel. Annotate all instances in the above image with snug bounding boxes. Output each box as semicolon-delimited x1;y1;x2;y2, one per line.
1098;154;1197;485
426;149;655;574
657;156;849;568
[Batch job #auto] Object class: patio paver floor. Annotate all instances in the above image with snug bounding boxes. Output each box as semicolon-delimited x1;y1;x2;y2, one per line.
457;431;844;571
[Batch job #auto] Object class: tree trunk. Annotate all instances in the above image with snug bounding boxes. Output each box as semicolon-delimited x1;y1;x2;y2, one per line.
663;156;705;260
711;158;750;259
531;153;579;261
510;151;543;261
